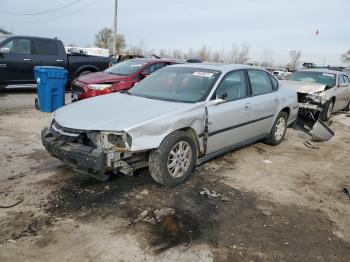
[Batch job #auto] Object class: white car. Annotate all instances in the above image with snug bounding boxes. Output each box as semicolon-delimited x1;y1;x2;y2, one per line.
272;68;292;80
282;68;350;121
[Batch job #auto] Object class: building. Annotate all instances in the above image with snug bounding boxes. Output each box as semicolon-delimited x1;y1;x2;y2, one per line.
0;28;11;35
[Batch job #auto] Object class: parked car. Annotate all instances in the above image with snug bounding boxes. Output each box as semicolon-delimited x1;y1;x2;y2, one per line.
70;58;178;101
0;35;114;87
272;68;292;80
42;64;298;186
282;68;350;121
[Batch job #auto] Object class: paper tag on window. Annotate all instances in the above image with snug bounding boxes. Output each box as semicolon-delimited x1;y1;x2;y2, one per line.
322;73;334;77
193;72;214;78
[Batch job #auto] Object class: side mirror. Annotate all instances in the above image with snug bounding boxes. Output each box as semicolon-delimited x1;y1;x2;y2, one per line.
0;47;10;54
206;98;225;107
140;71;150;78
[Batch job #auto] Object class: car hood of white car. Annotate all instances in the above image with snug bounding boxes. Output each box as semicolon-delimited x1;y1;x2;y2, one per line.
281;80;327;94
54;92;198;131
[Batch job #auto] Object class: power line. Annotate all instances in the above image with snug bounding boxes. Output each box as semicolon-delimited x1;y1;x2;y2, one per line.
0;0;98;24
0;0;84;16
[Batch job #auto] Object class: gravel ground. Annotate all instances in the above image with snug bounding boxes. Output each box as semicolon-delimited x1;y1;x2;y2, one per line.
0;88;350;262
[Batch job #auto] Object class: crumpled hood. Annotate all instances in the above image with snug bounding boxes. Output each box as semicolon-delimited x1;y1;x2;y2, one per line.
54;93;197;131
281;80;326;94
77;72;127;84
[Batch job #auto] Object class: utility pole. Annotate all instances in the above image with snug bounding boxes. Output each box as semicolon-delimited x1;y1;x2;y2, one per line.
113;0;118;57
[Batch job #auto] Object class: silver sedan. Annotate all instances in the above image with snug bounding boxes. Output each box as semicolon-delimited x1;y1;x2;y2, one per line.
42;64;298;186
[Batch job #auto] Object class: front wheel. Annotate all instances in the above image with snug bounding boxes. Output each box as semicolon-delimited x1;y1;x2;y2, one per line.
149;131;197;186
264;112;288;146
320;100;334;121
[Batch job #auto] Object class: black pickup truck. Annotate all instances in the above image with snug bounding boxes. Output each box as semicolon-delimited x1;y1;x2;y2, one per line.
0;35;113;87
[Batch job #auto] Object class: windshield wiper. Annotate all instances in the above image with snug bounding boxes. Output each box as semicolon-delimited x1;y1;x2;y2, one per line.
121;90;131;95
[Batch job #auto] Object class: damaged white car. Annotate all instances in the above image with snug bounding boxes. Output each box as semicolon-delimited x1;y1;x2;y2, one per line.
42;64;298;186
282;69;350;121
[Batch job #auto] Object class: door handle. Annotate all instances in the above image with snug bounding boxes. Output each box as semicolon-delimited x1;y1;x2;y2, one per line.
23;58;32;61
56;59;63;62
244;103;251;110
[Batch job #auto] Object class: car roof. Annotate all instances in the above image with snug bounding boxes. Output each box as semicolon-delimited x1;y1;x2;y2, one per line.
299;68;342;75
129;58;177;64
169;63;258;73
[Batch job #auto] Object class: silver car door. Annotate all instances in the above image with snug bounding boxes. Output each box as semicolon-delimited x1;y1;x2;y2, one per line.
343;75;350;105
206;70;255;154
247;70;280;135
335;74;349;110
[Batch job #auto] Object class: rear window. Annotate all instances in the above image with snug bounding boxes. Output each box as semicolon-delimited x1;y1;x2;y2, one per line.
35;40;59;56
288;71;336;87
105;59;148;76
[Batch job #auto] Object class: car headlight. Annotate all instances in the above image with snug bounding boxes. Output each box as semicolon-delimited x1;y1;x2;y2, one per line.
306;92;326;102
87;84;112;90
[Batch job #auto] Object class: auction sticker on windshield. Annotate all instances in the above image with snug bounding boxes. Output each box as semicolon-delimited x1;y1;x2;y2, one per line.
322;73;335;77
193;71;214;78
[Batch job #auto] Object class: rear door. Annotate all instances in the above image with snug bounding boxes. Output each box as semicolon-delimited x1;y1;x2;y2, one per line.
33;39;67;68
335;74;350;110
247;69;280;135
206;70;255;154
0;37;36;83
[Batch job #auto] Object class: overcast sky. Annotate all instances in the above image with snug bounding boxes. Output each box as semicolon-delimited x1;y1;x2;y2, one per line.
1;0;349;66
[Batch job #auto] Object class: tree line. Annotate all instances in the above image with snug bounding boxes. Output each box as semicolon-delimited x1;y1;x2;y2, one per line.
92;27;349;70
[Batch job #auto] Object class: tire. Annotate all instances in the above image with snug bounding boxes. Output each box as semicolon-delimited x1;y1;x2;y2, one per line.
320;99;334;121
35;97;40;110
264;111;288;146
344;100;350;112
79;71;92;77
149;130;197;186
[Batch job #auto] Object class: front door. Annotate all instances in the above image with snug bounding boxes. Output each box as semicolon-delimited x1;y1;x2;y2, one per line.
206;70;255;154
0;37;36;83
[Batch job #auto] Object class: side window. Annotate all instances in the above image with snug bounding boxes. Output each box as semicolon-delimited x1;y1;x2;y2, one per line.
3;38;32;55
248;70;274;96
269;74;279;90
344;75;350;83
214;70;247;101
35;40;59;56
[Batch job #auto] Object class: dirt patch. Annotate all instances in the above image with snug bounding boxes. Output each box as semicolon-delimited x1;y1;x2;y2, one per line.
0;211;53;244
45;172;350;261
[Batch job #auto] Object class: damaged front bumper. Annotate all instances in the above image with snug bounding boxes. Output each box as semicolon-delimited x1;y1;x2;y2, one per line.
41;128;109;181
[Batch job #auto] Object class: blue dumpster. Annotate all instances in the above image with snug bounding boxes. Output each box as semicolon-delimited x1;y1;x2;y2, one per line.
34;66;68;112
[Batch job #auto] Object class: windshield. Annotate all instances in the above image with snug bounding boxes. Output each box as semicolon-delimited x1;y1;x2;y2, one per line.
129;67;221;103
105;59;147;76
288;71;336;87
0;35;9;45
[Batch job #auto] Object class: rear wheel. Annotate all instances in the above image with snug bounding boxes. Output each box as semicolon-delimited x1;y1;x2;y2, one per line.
264;112;288;146
149;131;197;186
320;99;334;121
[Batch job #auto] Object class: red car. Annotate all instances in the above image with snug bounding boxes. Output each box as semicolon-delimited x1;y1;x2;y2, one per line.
71;58;177;101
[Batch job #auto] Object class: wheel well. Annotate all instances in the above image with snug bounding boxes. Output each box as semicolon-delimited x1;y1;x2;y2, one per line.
76;67;98;78
281;107;290;117
176;127;201;155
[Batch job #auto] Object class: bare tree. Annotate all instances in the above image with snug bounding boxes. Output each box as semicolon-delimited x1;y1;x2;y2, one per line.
94;27;126;53
198;45;210;61
289;50;302;70
341;49;350;64
236;43;250;64
228;43;238;63
172;49;183;59
260;49;274;67
211;51;221;63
